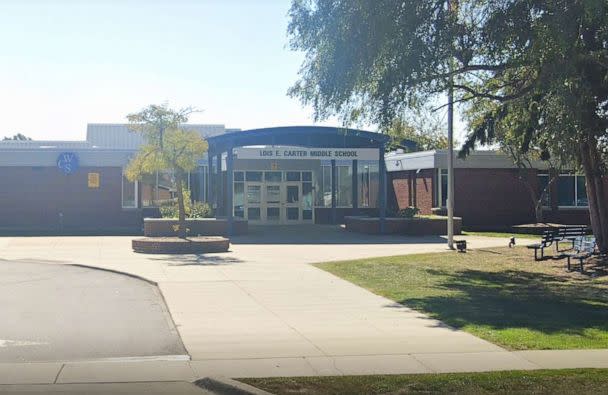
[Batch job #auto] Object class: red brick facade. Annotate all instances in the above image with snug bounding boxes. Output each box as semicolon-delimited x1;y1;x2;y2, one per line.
390;168;593;230
390;169;434;215
0;166;141;232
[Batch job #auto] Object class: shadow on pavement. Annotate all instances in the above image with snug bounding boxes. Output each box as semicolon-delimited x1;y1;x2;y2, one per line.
231;224;447;245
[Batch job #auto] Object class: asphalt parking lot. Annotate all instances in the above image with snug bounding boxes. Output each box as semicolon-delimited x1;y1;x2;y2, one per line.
0;259;187;363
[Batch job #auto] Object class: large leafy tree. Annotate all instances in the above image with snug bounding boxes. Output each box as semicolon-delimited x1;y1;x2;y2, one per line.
288;0;608;252
385;107;448;152
126;104;208;239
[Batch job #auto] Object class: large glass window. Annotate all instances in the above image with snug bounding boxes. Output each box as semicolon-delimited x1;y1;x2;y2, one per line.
265;171;282;182
576;175;588;206
557;175;576;206
435;169;448;207
122;173;137;208
302;174;313;220
317;165;333;207
336;165;352;207
557;174;588;207
358;161;379;208
233;182;244;218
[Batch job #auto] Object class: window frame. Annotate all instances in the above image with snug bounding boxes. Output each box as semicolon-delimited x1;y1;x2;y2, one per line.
121;170;138;209
556;173;588;209
435;168;448;208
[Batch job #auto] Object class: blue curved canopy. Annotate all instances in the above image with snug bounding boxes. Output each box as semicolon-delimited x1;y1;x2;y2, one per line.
206;126;389;153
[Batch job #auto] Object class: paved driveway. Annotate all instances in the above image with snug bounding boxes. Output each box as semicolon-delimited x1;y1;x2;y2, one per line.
0;260;187;363
0;226;536;376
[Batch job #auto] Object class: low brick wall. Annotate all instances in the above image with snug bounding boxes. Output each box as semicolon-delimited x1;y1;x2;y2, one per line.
132;236;230;254
143;218;247;237
345;216;462;235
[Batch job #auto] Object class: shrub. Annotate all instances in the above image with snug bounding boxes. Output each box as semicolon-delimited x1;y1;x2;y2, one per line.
190;201;213;218
397;206;420;218
159;189;213;219
160;205;179;218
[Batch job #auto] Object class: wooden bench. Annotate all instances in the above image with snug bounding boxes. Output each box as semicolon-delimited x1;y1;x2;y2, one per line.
564;237;596;272
526;230;556;261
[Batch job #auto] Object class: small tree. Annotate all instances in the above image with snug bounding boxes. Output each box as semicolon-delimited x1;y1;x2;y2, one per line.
125;104;208;239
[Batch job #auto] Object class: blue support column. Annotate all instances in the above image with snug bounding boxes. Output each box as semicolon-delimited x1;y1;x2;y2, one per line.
207;153;213;208
379;145;387;234
198;166;205;202
216;154;222;215
331;159;337;224
226;146;234;236
352;160;358;214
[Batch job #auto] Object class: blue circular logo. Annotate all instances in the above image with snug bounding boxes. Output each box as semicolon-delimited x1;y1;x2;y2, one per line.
57;152;79;174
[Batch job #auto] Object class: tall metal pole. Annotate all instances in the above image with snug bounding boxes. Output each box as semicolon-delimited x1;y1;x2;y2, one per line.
447;0;455;250
447;80;455;249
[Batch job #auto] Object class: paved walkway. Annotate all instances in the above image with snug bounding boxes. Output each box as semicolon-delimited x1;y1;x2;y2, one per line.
1;226;607;383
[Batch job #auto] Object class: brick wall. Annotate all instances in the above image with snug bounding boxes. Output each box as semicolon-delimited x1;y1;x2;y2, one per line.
0;166;141;232
389;169;434;215
390;167;596;229
452;168;537;228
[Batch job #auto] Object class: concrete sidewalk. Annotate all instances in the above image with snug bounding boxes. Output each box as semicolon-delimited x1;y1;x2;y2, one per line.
3;227;604;380
1;349;607;385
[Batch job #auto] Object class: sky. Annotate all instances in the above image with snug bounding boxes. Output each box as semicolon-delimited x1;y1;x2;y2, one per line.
1;0;463;142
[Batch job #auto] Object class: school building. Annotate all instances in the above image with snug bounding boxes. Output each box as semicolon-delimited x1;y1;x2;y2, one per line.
0;124;593;233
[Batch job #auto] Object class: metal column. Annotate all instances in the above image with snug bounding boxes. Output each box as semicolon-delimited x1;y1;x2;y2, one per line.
379;145;387;234
352;159;358;214
226;146;234;235
331;159;337;224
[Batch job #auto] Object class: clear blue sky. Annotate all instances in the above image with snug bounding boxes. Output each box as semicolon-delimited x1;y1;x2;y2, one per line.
1;0;462;142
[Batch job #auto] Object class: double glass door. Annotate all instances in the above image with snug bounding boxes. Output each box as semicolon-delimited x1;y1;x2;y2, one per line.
235;171;313;225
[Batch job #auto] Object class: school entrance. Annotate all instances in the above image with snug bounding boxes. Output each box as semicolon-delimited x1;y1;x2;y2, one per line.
236;170;314;225
204;126;389;233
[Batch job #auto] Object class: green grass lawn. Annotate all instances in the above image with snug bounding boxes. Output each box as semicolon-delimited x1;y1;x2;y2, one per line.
241;369;608;395
462;231;539;239
316;247;608;350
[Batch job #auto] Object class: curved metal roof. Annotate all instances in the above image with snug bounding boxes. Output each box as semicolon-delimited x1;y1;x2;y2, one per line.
206;126;389;152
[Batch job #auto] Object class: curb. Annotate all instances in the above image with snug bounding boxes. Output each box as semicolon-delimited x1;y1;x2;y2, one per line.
194;376;274;395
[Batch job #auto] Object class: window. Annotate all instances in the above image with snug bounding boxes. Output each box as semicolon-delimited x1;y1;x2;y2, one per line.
265;171;282;182
358;161;379;208
246;171;263;182
336;165;352;207
557;174;588;207
122;172;137;208
435;169;448;207
233;182;244;218
317;165;333;207
286;171;301;181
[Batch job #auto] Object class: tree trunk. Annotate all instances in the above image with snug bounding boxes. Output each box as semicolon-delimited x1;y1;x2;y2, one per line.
580;139;608;254
535;200;543;224
175;174;187;239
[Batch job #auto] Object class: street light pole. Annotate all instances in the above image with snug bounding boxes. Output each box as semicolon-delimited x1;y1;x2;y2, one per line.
447;0;456;250
447;77;455;250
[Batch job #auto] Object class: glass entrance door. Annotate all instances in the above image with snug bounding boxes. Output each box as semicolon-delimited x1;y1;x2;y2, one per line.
235;170;314;225
245;183;262;223
285;183;301;223
264;183;282;223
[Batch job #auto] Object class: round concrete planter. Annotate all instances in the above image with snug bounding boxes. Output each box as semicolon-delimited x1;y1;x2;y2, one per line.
132;236;230;254
143;218;247;237
345;215;462;235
